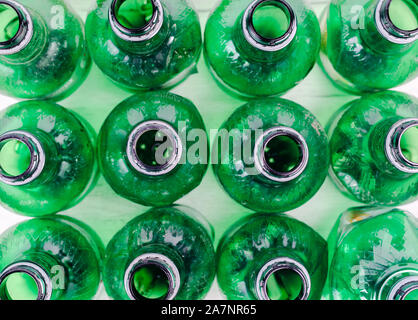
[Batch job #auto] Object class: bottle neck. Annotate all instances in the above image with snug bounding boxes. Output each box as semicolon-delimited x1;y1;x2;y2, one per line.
234;0;297;62
376;265;418;300
0;130;58;186
369;118;418;175
126;120;183;176
124;245;184;300
361;0;418;53
0;253;63;300
0;0;47;61
254;126;309;183
108;0;169;54
251;257;311;300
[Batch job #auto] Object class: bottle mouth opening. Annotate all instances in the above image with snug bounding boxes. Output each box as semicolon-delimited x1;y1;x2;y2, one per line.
109;0;163;42
256;257;311;300
243;0;297;52
376;0;418;44
126;120;183;176
0;0;32;55
386;275;418;300
0;2;20;43
254;127;309;182
402;284;418;300
0;131;45;186
124;253;180;300
386;119;418;173
0;262;51;300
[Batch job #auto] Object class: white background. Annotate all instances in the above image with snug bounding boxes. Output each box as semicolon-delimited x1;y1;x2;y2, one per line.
0;0;416;299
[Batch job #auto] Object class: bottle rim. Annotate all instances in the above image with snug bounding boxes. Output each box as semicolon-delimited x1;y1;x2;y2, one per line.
253;126;309;183
0;261;52;300
376;266;418;300
126;120;183;176
375;0;418;44
0;130;45;186
255;257;311;300
109;0;164;42
0;0;33;55
124;253;181;300
242;0;297;52
385;118;418;174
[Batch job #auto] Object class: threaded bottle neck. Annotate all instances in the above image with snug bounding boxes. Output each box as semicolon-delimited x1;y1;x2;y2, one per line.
124;247;183;300
370;117;418;175
376;265;418;300
361;0;418;53
254;126;309;183
109;0;169;53
0;253;63;300
252;257;311;300
0;130;46;186
235;0;297;61
126;120;183;176
0;0;33;55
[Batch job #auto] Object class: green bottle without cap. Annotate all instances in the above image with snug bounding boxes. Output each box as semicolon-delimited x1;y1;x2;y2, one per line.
217;213;328;300
213;98;329;213
328;91;418;206
326;206;418;300
0;100;98;217
204;0;321;99
103;205;216;300
0;216;104;300
86;0;202;91
98;91;208;207
0;0;91;100
319;0;418;93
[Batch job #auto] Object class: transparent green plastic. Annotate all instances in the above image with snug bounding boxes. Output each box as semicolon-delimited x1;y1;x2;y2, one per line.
326;207;418;300
86;0;202;91
319;0;418;93
98;91;208;207
217;213;328;300
0;0;91;100
204;0;321;99
0;101;98;217
0;216;104;300
103;205;216;300
328;91;418;206
213;98;329;212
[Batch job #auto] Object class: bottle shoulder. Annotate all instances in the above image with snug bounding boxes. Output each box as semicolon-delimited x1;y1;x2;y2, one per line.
0;101;96;216
217;213;327;299
218;213;327;256
322;1;418;91
85;0;201;90
0;216;102;300
204;0;320;97
213;98;329;212
328;207;418;299
0;217;102;268
0;0;90;100
328;92;418;205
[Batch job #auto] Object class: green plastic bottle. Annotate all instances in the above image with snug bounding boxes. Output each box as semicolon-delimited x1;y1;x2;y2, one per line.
0;216;104;300
86;0;202;91
204;0;321;99
217;213;328;300
319;0;418;93
0;0;91;100
0;100;98;217
327;206;418;300
213;98;329;212
103;205;216;300
98;91;208;207
328;91;418;206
